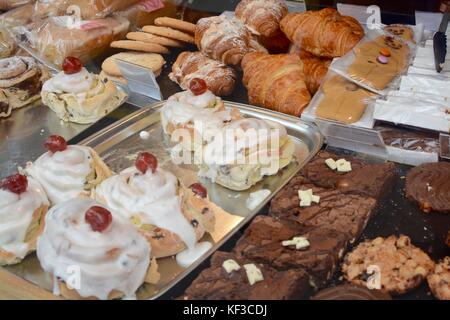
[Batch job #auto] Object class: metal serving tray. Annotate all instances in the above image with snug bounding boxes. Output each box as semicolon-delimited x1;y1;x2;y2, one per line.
4;101;323;300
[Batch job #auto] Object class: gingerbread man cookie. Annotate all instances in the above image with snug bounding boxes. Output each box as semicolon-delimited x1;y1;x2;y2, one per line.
348;35;410;91
385;24;415;43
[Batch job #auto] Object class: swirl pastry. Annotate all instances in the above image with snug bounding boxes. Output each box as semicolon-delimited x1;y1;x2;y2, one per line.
198;118;295;191
41;57;127;124
37;198;156;300
0;174;49;266
161;80;242;151
170;51;238;97
405;162;450;214
195;15;267;66
0;56;50;118
95;153;217;262
26;135;112;205
235;0;288;37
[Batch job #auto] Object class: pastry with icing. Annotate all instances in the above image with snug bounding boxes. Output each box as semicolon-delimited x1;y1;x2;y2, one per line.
198;118;295;191
37;198;158;300
0;174;49;266
161;78;241;151
95;152;217;262
0;56;50;118
41;57;127;124
26;135;112;205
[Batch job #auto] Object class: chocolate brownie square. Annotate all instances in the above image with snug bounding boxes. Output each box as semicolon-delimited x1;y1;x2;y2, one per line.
269;175;377;243
181;251;311;300
302;151;398;199
233;216;348;289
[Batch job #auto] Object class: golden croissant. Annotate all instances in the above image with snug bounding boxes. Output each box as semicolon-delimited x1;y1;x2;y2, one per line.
281;8;364;58
242;52;311;116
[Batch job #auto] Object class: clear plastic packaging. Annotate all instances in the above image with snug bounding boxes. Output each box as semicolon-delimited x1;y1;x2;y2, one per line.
301;71;378;129
114;0;176;30
330;29;415;95
0;0;31;10
0;27;16;58
398;74;450;98
14;15;130;68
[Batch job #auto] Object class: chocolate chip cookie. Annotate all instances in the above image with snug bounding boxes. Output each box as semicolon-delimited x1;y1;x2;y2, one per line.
342;235;435;295
405;162;450;213
427;257;450;300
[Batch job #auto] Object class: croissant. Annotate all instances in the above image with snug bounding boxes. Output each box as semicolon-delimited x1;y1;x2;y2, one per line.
170;51;237;96
280;8;364;58
235;0;288;37
297;49;331;94
242;52;311;116
195;15;266;66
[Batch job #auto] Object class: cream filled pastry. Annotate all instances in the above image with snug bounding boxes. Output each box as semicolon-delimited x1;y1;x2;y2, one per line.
41;57;127;124
198;118;295;191
0;174;49;266
161;78;241;151
95;152;216;263
26;135;112;205
37;198;157;300
0;56;50;118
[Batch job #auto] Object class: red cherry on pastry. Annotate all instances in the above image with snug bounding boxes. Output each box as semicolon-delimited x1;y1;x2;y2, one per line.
44;135;67;153
62;56;83;74
85;206;112;232
0;174;28;195
135;152;158;174
189;78;208;96
189;183;207;198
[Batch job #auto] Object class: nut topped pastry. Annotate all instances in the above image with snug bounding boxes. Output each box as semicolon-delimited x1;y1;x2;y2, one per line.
41;57;127;124
26;135;112;205
0;174;49;266
37;198;155;300
0;56;50;118
95;152;217;263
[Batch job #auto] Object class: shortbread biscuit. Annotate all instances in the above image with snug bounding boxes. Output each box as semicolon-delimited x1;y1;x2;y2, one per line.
102;52;165;77
142;25;195;44
342;235;435;295
110;40;169;54
427;257;450;300
154;17;196;34
126;32;184;48
99;71;128;86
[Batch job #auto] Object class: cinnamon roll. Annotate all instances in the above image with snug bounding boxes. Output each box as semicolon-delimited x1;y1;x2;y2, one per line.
0;174;49;266
0;56;50;118
198;118;295;191
37;198;157;300
41;57;127;124
26;135;112;205
161;79;242;152
95;152;217;263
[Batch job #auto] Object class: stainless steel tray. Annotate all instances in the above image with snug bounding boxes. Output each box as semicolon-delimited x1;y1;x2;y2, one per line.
4;101;323;300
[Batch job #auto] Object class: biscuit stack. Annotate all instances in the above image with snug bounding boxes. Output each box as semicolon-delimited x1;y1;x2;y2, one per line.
104;17;196;83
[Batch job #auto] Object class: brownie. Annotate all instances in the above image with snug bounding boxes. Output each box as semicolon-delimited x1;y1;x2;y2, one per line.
301;151;365;189
376;125;440;153
302;151;398;199
181;251;311;300
311;284;392;300
269;175;377;243
233;216;348;289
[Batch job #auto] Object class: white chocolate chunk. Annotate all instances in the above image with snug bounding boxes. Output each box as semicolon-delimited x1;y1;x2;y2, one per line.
325;158;337;170
222;259;241;273
243;263;264;286
335;158;347;166
282;236;310;250
337;160;352;172
311;195;320;203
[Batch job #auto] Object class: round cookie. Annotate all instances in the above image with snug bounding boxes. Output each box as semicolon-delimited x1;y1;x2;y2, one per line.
126;32;184;48
342;235;435;295
311;284;392;300
142;25;195;44
102;52;165;77
427;257;450;300
154;17;196;34
446;231;450;248
110;40;169;54
99;71;127;86
405;162;450;213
